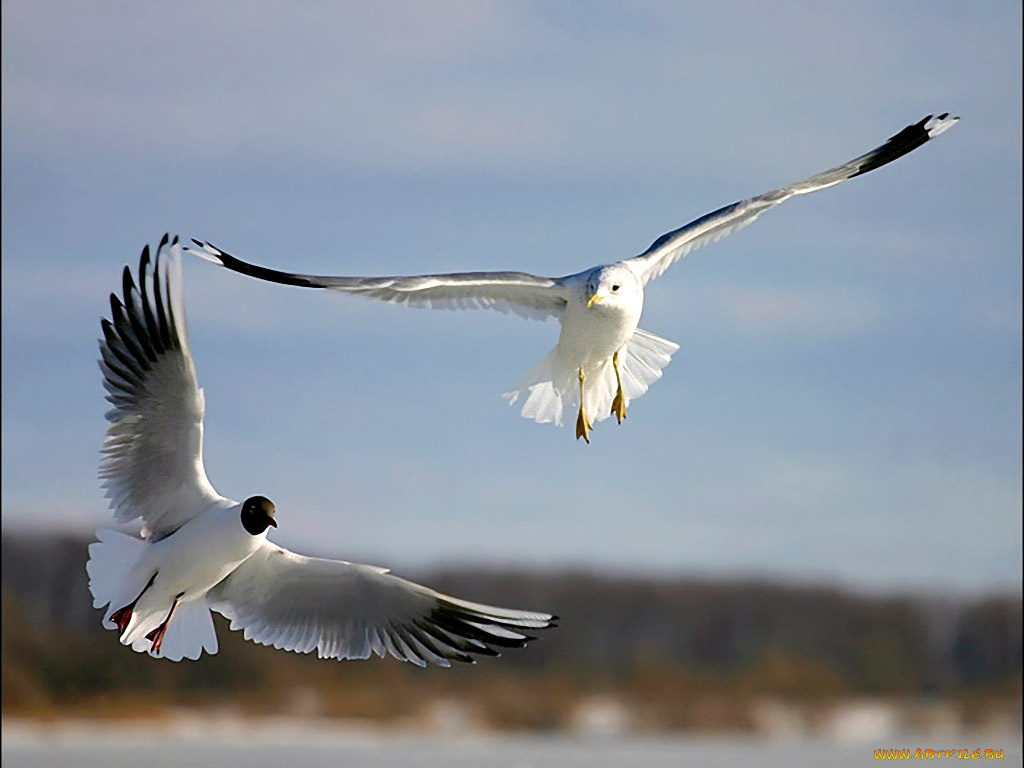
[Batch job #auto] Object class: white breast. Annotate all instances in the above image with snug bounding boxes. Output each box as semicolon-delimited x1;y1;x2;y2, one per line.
147;504;263;600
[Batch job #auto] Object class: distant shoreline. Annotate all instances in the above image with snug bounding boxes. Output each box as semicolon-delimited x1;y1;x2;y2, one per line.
4;698;1022;744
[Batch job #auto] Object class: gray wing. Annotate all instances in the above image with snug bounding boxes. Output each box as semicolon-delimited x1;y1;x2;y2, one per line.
98;235;224;540
187;240;568;321
626;113;959;284
208;541;557;667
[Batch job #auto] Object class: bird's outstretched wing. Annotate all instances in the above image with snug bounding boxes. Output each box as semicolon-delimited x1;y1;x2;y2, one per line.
208;541;557;667
625;113;959;284
98;235;224;540
187;240;568;321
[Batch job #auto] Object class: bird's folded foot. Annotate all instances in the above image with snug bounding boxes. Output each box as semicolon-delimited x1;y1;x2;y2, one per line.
110;572;157;636
611;389;627;424
145;594;182;654
575;407;592;443
110;604;134;635
145;620;169;654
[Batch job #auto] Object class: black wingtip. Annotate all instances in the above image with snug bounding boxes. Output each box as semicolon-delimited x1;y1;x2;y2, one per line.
849;114;953;179
121;266;138;308
189;242;323;289
108;292;152;372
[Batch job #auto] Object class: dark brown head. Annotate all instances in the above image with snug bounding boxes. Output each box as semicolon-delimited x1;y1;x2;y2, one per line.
240;495;278;535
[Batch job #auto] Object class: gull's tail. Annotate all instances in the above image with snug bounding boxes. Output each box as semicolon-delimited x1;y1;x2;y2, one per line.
87;529;218;661
503;328;679;429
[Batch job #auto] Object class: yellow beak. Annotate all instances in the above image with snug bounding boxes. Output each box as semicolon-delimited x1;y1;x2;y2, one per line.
587;293;604;309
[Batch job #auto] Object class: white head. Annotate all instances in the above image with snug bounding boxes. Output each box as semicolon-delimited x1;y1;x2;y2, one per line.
583;264;642;313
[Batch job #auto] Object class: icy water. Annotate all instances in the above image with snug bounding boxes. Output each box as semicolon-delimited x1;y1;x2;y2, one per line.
3;721;1021;768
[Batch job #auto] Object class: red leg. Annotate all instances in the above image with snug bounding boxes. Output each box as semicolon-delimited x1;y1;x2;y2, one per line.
109;605;134;634
109;573;157;634
145;594;182;654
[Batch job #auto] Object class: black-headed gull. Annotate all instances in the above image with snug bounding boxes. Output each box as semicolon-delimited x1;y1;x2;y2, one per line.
87;235;556;663
189;113;958;442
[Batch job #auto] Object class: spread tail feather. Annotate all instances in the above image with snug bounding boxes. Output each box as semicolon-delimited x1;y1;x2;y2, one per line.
118;597;217;661
503;328;678;427
618;328;680;399
87;529;148;627
148;599;218;661
502;346;574;426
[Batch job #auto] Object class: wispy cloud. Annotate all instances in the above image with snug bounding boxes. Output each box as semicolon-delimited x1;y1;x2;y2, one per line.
710;285;880;338
2;1;1019;593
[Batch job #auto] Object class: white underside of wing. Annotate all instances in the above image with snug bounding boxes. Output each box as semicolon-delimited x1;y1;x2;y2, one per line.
188;240;569;321
330;273;568;321
207;541;555;667
98;238;223;539
625;113;959;285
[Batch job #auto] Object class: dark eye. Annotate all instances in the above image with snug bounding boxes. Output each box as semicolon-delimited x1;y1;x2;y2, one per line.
612;284;620;292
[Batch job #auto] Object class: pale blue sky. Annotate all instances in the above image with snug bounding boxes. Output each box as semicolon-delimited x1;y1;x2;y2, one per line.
3;1;1021;593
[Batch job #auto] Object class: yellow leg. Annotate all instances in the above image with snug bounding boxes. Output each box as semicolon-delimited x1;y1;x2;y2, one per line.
610;351;627;424
575;367;592;443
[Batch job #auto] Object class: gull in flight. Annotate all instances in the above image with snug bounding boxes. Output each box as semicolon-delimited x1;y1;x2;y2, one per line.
189;113;958;442
87;235;556;664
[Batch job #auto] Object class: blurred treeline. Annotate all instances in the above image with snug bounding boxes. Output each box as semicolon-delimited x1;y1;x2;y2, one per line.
2;531;1020;731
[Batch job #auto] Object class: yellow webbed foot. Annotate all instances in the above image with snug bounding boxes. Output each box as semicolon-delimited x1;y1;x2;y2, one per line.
611;390;627;424
575;407;591;443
